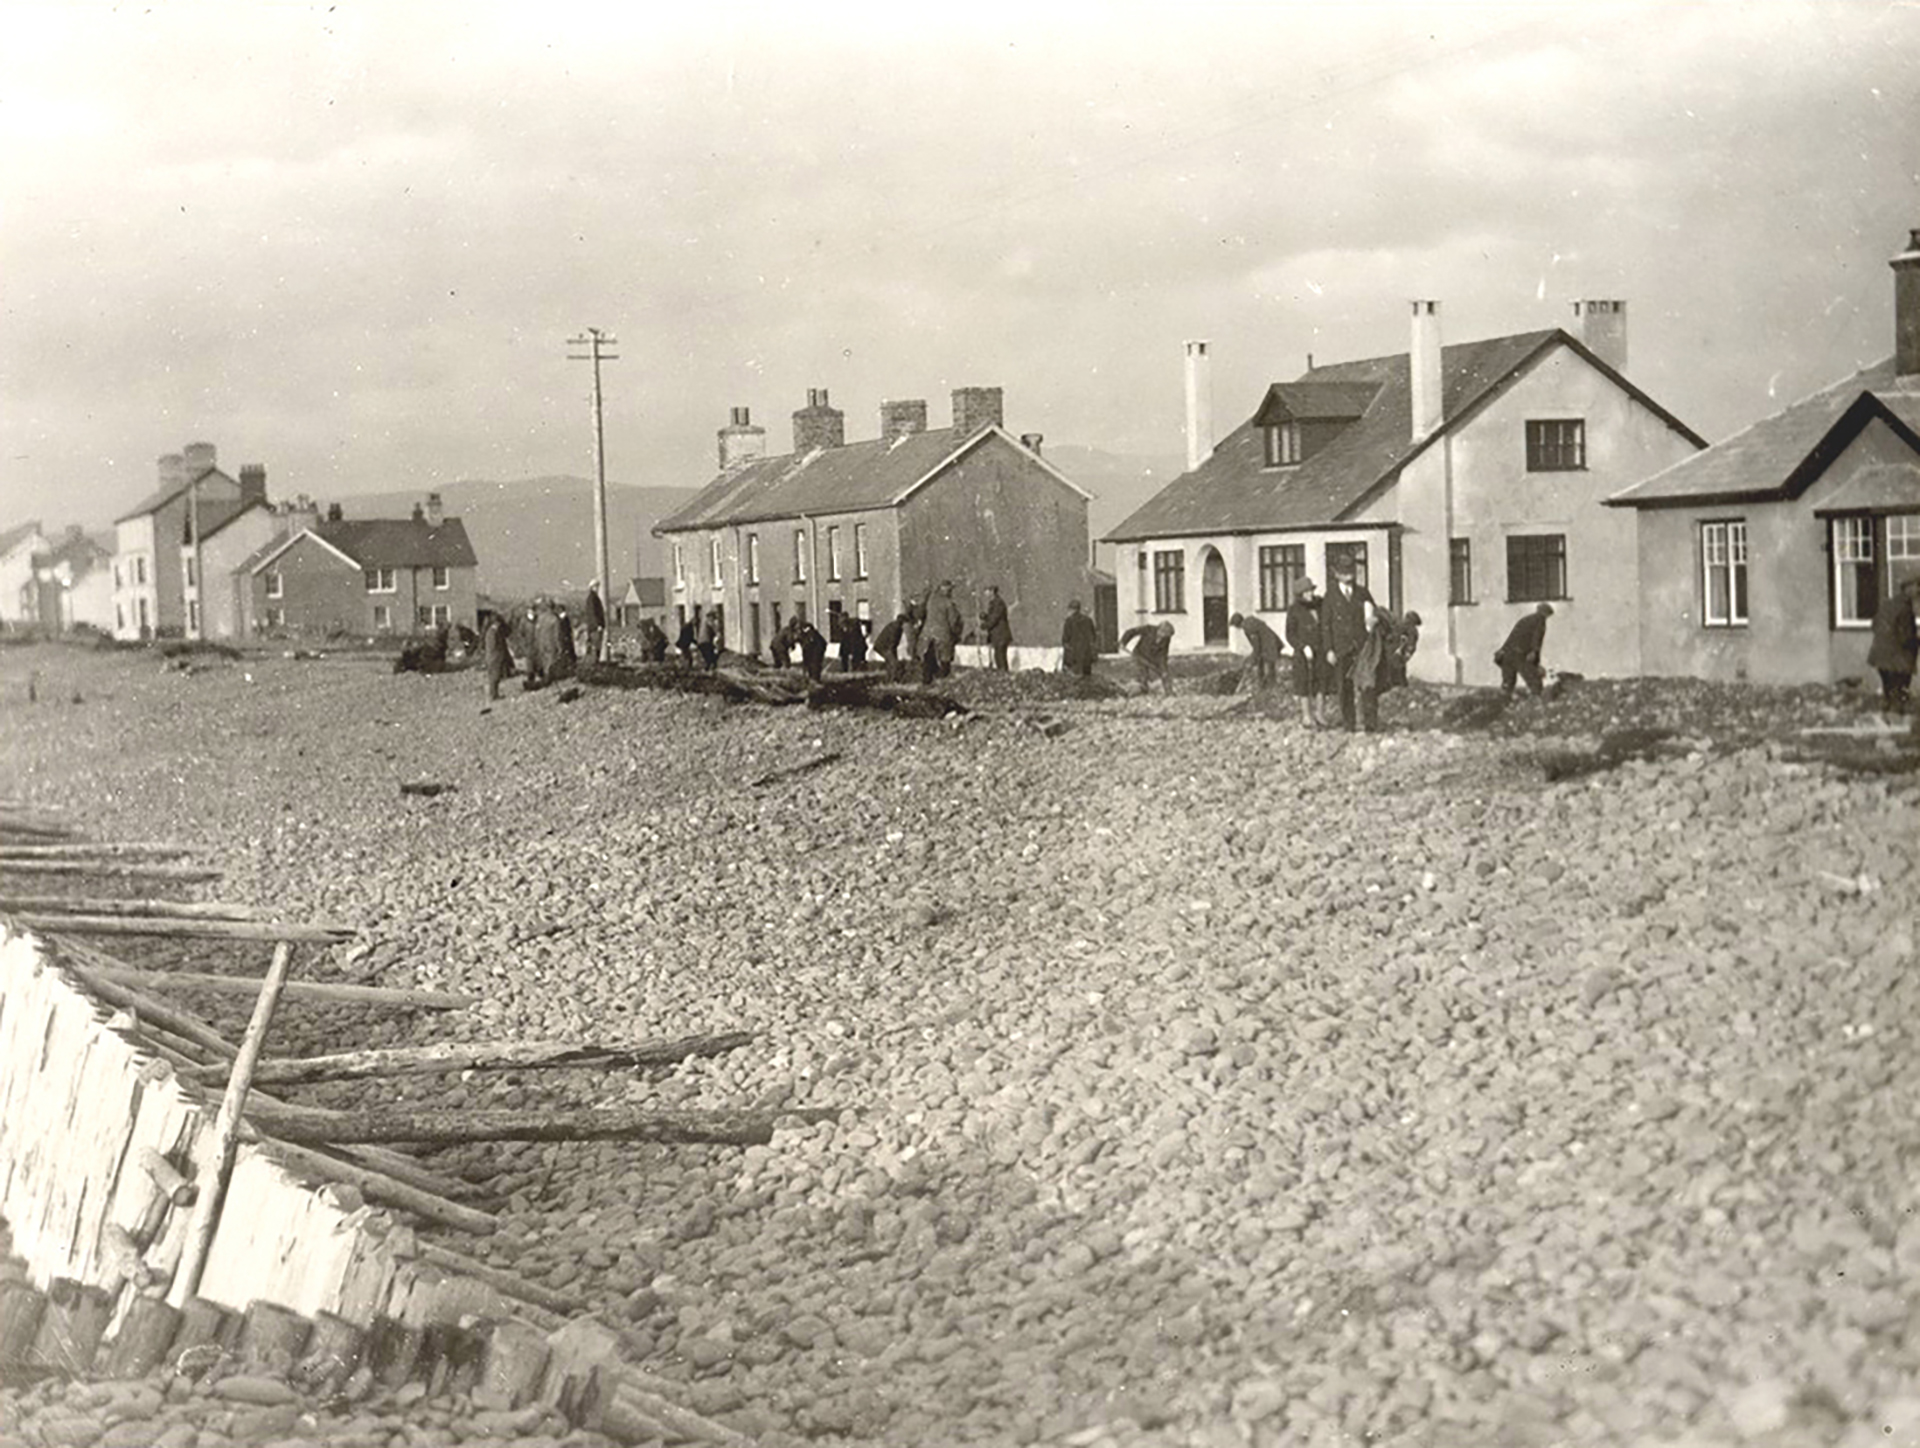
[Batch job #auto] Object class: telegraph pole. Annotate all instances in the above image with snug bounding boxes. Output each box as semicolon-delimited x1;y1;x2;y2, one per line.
187;473;203;640
566;327;618;662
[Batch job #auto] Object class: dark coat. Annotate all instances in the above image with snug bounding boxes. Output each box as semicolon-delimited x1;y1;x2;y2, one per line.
1238;615;1284;662
1061;611;1099;673
1284;598;1322;656
1320;580;1374;663
923;593;964;655
796;623;828;679
584;588;606;630
981;595;1012;647
872;616;905;656
1120;624;1172;669
1867;593;1918;673
481;616;513;677
1496;611;1550;666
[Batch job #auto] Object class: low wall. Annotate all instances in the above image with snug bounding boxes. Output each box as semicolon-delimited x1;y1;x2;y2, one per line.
952;643;1065;672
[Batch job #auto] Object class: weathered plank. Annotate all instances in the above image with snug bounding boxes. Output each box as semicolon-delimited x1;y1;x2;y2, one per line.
80;961;475;1011
248;1101;844;1147
226;1029;756;1086
16;914;352;945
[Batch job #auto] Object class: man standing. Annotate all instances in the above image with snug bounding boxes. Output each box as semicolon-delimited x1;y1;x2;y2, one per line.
1060;599;1099;679
1285;579;1326;726
1229;611;1284;691
1320;562;1376;730
980;586;1013;672
1867;578;1918;717
1119;619;1176;696
696;610;721;671
1494;602;1554;698
872;612;907;681
581;581;607;665
922;580;963;683
795;618;828;682
480;610;513;701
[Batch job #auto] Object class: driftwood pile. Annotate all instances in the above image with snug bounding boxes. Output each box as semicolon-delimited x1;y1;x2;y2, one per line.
580;658;969;717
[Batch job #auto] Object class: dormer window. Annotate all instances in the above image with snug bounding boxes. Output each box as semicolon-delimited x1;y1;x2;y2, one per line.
1264;422;1302;468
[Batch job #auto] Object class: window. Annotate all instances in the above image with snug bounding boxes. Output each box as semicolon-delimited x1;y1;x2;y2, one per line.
673;543;685;589
1701;521;1748;627
827;526;842;581
854;523;869;579
188;601;199;632
1257;544;1305;612
1832;517;1875;628
1890;513;1920;571
113;565;122;590
1449;538;1473;605
137;598;149;630
794;529;808;583
417;605;435;627
1507;534;1568;602
828;597;844;640
115;605;124;631
1325;542;1369;592
1526;420;1586;471
366;567;397;593
135;556;148;586
747;534;760;586
709;539;723;587
265;570;283;599
432;565;450;591
373;604;393;631
1263;423;1301;468
429;604;450;627
185;557;197;587
1152;550;1185;613
857;598;872;621
263;607;284;630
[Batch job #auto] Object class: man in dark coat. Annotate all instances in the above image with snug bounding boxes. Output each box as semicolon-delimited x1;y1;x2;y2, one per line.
1867;578;1918;715
1060;599;1099;679
922;581;963;683
1320;563;1376;730
1495;602;1554;698
581;582;607;665
769;619;795;669
674;615;697;666
795;619;828;682
838;614;869;672
1285;579;1326;726
1119;620;1175;696
480;611;513;701
872;613;908;681
638;617;668;663
526;599;563;692
696;611;720;671
1230;611;1284;691
553;605;578;681
980;586;1013;671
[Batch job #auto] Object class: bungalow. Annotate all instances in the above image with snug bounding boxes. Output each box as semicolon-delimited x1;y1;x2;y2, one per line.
1607;228;1920;685
1106;304;1707;684
655;386;1091;660
0;521;51;630
238;493;479;639
112;442;266;639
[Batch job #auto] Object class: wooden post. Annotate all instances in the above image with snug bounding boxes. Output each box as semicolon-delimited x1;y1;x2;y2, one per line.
101;1296;183;1378
365;1315;425;1387
168;1296;235;1377
252;1139;496;1235
293;1311;365;1393
84;960;475;1010
481;1319;551;1407
237;1299;312;1375
30;1278;112;1372
166;940;296;1308
415;1241;587;1318
13;914;352;944
0;1282;46;1365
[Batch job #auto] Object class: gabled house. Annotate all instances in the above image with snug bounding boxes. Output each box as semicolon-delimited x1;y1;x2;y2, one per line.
655;387;1091;659
25;527;114;634
1107;304;1707;684
618;576;667;627
238;493;479;638
112;442;267;639
179;496;278;641
1608;229;1920;684
0;520;51;629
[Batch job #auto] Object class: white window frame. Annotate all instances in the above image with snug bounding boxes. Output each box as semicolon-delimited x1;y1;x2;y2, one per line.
709;538;723;588
373;603;393;631
827;526;842;582
673;542;685;590
367;567;397;594
1889;513;1920;570
747;533;760;586
1700;520;1748;628
854;523;869;579
1832;517;1875;629
431;565;450;591
1263;423;1301;468
430;603;451;627
265;570;283;599
794;529;808;583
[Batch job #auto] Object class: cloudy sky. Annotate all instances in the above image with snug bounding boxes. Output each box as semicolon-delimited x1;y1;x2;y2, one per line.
3;0;1915;531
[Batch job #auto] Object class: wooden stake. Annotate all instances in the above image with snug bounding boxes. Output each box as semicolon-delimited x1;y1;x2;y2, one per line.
166;940;297;1309
100;1295;182;1378
30;1278;112;1372
228;1029;756;1086
480;1319;551;1407
15;913;352;944
0;895;272;920
248;1100;843;1147
0;860;223;881
292;1311;364;1393
253;1139;496;1235
237;1300;311;1375
80;960;475;1010
0;1282;46;1365
415;1241;587;1318
0;842;201;860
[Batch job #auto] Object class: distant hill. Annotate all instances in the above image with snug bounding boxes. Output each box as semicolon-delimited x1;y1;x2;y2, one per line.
328;478;698;600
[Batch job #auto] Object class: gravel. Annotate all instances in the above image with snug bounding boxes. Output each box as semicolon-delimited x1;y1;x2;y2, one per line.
1;644;1917;1448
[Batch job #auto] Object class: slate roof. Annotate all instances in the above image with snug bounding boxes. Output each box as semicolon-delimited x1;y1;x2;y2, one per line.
0;520;44;557
1609;358;1920;508
243;517;478;574
1107;329;1705;541
1252;380;1380;425
623;576;667;607
113;466;228;525
179;497;265;545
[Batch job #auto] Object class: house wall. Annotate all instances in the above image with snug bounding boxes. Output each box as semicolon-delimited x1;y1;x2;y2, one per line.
0;531;49;625
183;510;279;639
1633;419;1920;684
112;477;244;639
245;534;367;636
111;516;158;639
1375;345;1700;684
898;435;1090;650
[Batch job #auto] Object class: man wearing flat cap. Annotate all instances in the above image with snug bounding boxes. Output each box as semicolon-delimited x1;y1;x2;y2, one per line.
1495;602;1555;698
1319;561;1375;731
1060;598;1099;679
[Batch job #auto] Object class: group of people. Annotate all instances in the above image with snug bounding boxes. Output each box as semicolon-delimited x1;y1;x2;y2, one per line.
479;594;576;701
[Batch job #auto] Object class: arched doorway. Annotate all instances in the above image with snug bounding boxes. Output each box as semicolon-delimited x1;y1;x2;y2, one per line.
1200;548;1230;645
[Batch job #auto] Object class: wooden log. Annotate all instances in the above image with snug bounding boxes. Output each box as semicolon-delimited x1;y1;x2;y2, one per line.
0;1282;46;1365
250;1101;843;1148
100;1296;183;1378
167;940;297;1309
365;1315;424;1387
292;1311;364;1393
232;1029;757;1086
85;961;476;1010
0;842;201;860
583;1365;753;1447
0;895;276;920
414;1241;587;1318
750;750;844;787
0;859;223;880
139;1146;198;1207
253;1139;496;1235
55;953;240;1060
14;913;353;944
480;1319;551;1408
30;1278;112;1373
237;1299;312;1375
168;1297;234;1377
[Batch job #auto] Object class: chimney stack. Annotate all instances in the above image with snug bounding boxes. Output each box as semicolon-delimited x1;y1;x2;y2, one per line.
951;386;1004;439
718;406;768;469
1183;340;1213;471
792;388;845;453
239;463;267;503
1894;227;1920;382
327;502;344;522
1573;300;1629;373
425;491;444;526
181;441;217;477
1410;301;1443;441
879;399;929;443
158;453;186;489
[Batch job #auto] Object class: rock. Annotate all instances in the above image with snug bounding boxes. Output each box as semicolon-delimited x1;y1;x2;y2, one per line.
209;1375;298;1407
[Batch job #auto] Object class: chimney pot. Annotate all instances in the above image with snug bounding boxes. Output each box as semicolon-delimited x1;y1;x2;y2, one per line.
425;492;444;526
1020;432;1044;455
1409;301;1443;441
1183;340;1213;471
326;502;343;522
1893;225;1920;381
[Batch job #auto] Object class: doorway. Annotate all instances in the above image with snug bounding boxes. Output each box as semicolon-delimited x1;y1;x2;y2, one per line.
1201;548;1230;645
